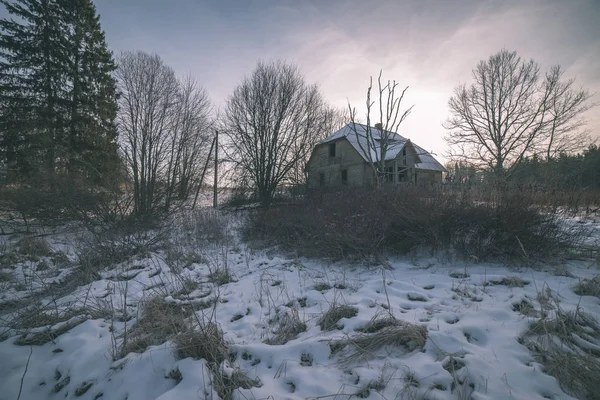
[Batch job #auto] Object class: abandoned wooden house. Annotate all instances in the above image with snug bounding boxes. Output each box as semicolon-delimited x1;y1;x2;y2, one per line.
306;123;446;188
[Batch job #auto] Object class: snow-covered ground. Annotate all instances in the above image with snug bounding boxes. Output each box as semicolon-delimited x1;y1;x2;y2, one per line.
0;210;599;400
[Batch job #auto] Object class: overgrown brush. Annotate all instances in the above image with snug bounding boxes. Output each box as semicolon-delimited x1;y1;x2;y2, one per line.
246;186;585;263
178;209;232;248
76;217;165;285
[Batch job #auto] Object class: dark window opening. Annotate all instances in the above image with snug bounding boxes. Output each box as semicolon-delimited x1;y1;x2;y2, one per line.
341;169;348;184
319;172;325;186
385;166;394;183
329;143;336;157
397;167;406;182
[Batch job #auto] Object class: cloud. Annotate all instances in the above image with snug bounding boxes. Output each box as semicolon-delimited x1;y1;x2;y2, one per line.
3;0;598;158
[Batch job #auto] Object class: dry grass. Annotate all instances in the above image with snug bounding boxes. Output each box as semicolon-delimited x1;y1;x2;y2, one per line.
208;268;233;286
180;209;232;246
573;275;600;298
14;316;88;346
173;322;228;363
527;308;600;351
122;297;191;356
0;251;20;269
541;350;600;400
266;309;307;345
172;277;200;298
16;237;52;258
337;317;428;363
318;304;358;331
523;305;600;399
0;270;13;282
486;276;530;287
212;367;261;400
170;306;260;400
356;313;401;333
74;381;93;397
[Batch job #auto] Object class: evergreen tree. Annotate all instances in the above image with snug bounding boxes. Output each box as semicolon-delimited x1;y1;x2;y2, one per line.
0;0;70;179
64;0;119;184
0;0;119;185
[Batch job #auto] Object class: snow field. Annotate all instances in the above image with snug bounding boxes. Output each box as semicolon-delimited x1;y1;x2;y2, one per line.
0;211;598;400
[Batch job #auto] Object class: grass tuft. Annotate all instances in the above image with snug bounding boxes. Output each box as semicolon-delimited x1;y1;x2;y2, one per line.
17;237;52;258
266;309;307;345
338;318;428;363
573;275;600;298
208;268;234;286
314;282;331;291
0;270;13;282
75;381;93;397
318;304;358;331
523;305;600;399
122;298;191;356
166;368;183;383
356;314;401;333
14;316;87;346
173;322;228;363
487;276;530;287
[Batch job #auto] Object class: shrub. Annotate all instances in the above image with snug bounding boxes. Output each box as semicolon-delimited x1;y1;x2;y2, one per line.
245;186;584;263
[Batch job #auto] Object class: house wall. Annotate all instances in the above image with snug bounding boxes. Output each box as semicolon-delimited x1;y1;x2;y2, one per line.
415;170;443;184
389;143;418;183
307;138;443;188
306;139;374;188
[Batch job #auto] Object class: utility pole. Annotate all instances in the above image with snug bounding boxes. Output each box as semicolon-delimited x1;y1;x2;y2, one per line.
213;129;218;208
191;135;216;210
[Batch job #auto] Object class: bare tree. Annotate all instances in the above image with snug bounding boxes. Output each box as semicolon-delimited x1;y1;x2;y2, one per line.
540;66;594;160
348;70;414;185
222;60;327;206
116;51;211;215
164;75;212;211
444;50;594;178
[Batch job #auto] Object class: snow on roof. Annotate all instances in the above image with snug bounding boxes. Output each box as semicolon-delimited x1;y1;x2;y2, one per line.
320;123;446;172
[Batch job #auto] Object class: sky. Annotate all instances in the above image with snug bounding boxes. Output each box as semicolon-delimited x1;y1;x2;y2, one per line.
3;0;600;162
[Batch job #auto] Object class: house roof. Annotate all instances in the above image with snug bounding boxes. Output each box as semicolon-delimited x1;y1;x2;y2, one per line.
320;123;446;172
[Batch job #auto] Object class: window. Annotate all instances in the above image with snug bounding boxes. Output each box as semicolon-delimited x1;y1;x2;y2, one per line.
397;167;406;182
401;146;407;165
341;169;348;184
385;166;394;183
319;172;325;187
329;143;336;157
